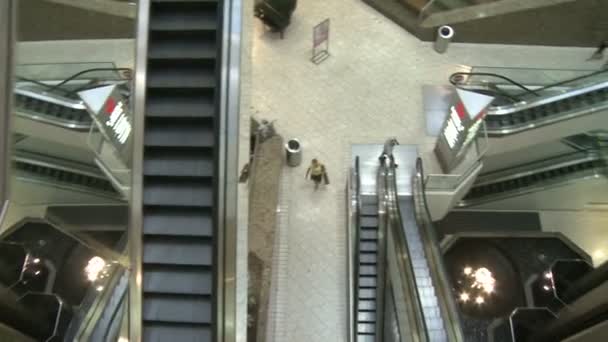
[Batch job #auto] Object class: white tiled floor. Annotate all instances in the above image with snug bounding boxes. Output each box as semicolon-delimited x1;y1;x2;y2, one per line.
239;0;607;341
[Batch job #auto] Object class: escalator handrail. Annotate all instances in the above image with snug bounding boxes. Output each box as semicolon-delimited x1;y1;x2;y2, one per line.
351;156;362;341
487;79;608;116
382;157;429;342
452;68;608;105
450;72;539;101
413;157;465;342
518;67;608;97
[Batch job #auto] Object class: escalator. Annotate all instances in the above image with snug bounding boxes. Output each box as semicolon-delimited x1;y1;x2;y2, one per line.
459;150;607;208
138;0;221;340
477;73;608;156
11;151;123;204
14;89;92;131
355;192;383;340
350;152;462;341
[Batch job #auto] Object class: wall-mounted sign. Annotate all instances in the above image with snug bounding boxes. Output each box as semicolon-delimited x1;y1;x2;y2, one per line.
79;85;132;166
435;89;494;173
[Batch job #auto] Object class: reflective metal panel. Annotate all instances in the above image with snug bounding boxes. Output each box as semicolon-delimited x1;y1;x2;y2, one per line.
1;1;136;341
218;0;243;340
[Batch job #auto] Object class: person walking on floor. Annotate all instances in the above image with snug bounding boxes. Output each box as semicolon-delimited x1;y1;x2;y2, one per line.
305;158;329;190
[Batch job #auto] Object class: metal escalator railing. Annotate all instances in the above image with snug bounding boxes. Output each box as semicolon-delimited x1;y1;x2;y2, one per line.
472;67;608;136
412;158;464;342
382;158;429;342
0;0;16;221
460;150;608;206
14;89;92;131
12;151;121;198
418;0;565;28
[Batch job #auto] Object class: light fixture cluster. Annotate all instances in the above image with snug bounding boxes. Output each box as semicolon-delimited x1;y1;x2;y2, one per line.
456;266;497;306
85;256;108;282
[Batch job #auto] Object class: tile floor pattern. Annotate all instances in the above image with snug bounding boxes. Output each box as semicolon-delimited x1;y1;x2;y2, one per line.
239;0;608;341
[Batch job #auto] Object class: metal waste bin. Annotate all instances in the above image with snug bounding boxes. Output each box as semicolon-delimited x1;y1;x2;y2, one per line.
434;25;454;54
285;138;302;167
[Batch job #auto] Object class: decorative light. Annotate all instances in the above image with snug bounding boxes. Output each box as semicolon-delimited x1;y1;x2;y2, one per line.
459;292;470;302
463;266;472;275
543;285;551;291
85;256;106;282
96;285;104;292
33;258;40;264
34;270;41;276
475;296;485;304
471;267;496;294
544;272;552;279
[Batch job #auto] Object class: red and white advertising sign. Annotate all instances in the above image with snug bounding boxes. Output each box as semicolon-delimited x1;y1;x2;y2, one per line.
435;89;494;172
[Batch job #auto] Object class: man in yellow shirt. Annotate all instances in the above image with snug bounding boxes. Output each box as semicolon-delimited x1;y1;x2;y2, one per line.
305;158;329;190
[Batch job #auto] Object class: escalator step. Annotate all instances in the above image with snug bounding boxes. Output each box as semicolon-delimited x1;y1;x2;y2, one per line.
146;89;215;118
143;293;212;323
358;288;377;300
357;323;375;335
143;236;213;266
360;241;377;252
152;0;218;3
150;3;218;32
144;264;212;295
144;147;214;177
360;216;378;228
359;252;377;264
357;311;376;323
359;265;377;276
357;335;375;342
143;177;213;206
358;299;376;311
144;206;213;237
359;229;377;241
360;204;377;216
149;32;216;60
147;61;216;88
144;321;212;342
144;120;214;147
359;276;376;288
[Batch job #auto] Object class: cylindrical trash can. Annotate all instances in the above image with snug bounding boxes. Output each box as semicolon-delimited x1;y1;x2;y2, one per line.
285;138;302;167
434;25;454;54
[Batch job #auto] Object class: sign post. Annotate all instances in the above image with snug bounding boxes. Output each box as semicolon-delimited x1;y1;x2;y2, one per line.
434;89;494;173
312;19;330;64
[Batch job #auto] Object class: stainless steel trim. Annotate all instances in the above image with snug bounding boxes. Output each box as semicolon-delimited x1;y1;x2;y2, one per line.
384;162;429;342
374;161;389;342
413;161;465;342
346;164;356;342
129;0;150;341
0;0;16;224
218;0;242;340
